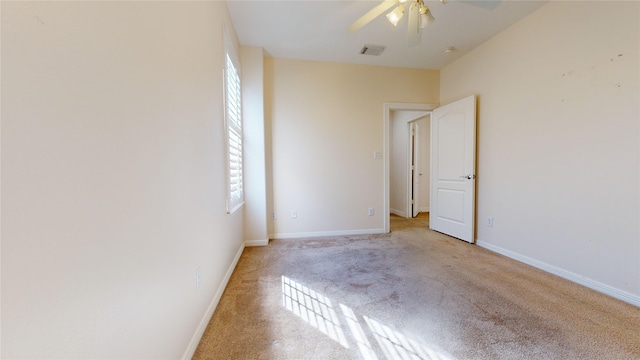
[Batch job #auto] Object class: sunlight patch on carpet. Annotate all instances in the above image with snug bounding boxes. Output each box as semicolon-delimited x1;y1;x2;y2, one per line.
281;276;349;348
364;315;454;360
282;275;456;360
341;304;378;360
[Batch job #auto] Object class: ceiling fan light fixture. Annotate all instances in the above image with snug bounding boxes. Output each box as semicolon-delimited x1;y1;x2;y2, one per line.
386;4;405;27
420;9;435;28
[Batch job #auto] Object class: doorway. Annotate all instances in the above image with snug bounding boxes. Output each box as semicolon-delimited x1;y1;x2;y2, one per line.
383;97;477;242
409;118;430;218
389;113;430;219
383;103;437;233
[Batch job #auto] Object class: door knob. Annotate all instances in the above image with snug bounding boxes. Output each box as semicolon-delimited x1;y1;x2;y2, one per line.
459;174;476;180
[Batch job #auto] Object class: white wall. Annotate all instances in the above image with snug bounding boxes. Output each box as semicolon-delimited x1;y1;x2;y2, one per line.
1;2;245;358
265;59;439;238
390;112;409;216
441;1;640;304
241;46;268;246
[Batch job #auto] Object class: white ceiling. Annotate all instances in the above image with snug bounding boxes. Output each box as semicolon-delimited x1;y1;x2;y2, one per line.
226;0;547;70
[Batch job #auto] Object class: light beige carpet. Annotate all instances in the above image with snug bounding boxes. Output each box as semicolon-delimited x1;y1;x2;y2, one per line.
193;213;640;359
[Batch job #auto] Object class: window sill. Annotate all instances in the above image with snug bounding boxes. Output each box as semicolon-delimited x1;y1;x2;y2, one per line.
227;201;245;216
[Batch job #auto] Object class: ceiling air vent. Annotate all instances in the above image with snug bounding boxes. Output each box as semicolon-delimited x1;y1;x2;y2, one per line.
360;44;386;56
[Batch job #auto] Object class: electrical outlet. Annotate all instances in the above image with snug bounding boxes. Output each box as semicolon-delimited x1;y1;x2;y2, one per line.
290;210;297;219
196;266;202;289
368;207;375;216
486;217;494;227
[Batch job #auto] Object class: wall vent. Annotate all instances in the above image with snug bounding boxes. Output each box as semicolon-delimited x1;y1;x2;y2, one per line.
360;44;386;56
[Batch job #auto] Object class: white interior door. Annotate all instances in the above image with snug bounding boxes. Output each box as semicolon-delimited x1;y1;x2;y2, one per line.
430;95;476;243
411;122;421;217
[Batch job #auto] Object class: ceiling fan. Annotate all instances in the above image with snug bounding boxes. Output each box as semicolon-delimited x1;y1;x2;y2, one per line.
347;0;501;47
347;0;436;47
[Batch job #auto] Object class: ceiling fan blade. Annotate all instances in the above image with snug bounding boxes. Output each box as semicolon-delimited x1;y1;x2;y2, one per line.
407;2;421;47
347;0;399;33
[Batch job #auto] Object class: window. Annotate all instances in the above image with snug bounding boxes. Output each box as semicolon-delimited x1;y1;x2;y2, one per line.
224;43;243;214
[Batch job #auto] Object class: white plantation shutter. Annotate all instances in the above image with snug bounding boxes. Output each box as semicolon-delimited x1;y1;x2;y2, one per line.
225;51;243;214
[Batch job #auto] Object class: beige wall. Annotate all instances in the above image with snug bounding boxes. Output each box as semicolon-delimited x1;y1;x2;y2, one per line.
1;1;244;358
441;1;639;303
265;59;438;237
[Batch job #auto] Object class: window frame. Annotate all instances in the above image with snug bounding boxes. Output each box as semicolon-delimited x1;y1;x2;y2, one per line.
223;29;244;215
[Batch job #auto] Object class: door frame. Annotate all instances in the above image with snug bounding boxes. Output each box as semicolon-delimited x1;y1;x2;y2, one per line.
383;102;438;233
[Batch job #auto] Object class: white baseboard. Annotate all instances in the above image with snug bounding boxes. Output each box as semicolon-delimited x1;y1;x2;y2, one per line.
476;240;640;307
270;228;386;240
181;242;245;360
419;207;430;212
390;209;406;217
245;239;269;247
